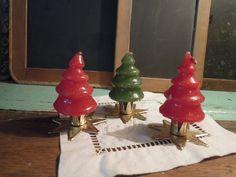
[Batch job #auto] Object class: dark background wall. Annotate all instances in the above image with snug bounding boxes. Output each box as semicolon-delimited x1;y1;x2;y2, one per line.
204;0;236;80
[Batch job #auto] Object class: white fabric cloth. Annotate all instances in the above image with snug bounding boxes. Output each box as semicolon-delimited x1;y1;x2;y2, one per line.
59;92;236;177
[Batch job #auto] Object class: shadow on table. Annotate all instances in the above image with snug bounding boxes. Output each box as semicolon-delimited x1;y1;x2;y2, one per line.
0;117;59;137
107;123;158;143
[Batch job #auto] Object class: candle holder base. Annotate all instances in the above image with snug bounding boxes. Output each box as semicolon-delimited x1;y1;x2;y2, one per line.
148;120;209;150
49;114;106;140
104;102;147;124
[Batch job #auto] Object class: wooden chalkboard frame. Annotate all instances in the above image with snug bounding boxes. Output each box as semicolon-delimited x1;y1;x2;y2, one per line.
202;78;236;91
202;1;236;92
115;0;212;92
9;0;123;87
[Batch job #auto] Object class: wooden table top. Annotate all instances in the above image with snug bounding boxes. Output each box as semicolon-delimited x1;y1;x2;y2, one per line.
0;110;236;177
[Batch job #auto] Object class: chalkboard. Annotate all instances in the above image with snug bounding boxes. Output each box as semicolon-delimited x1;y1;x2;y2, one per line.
10;0;119;87
114;0;211;91
10;0;211;90
202;0;236;91
205;0;236;80
28;0;117;72
130;0;196;79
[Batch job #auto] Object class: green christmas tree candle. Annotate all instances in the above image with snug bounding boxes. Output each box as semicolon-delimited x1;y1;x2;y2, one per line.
108;52;145;119
109;52;144;103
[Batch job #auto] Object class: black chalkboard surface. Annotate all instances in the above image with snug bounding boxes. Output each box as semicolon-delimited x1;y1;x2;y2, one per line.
10;0;211;90
202;0;236;91
205;0;236;80
114;0;211;91
130;0;197;79
28;0;117;72
10;0;119;87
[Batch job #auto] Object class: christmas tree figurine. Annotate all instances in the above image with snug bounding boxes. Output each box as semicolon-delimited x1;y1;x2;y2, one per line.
149;52;209;150
105;52;147;123
50;52;105;140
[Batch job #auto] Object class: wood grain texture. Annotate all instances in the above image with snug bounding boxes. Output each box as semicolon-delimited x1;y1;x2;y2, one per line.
9;0;27;81
203;78;236;92
0;115;59;177
114;0;132;70
0;110;236;177
193;0;211;84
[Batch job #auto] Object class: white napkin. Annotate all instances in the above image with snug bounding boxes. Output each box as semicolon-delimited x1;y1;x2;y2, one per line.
59;92;236;177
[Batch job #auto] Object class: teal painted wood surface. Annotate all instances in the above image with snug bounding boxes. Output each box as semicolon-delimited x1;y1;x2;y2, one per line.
0;82;109;112
0;82;235;120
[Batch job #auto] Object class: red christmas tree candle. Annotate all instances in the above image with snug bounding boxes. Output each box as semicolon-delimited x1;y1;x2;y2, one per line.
159;52;205;123
54;52;97;116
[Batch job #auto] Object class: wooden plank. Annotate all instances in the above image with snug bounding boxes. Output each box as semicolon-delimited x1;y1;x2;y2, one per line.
9;0;27;80
0;116;59;177
24;68;113;88
0;110;235;177
203;78;236;92
193;0;212;83
114;0;132;69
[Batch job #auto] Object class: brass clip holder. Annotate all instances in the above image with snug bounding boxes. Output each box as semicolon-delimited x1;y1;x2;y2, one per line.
149;120;209;150
105;102;147;124
49;114;106;140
